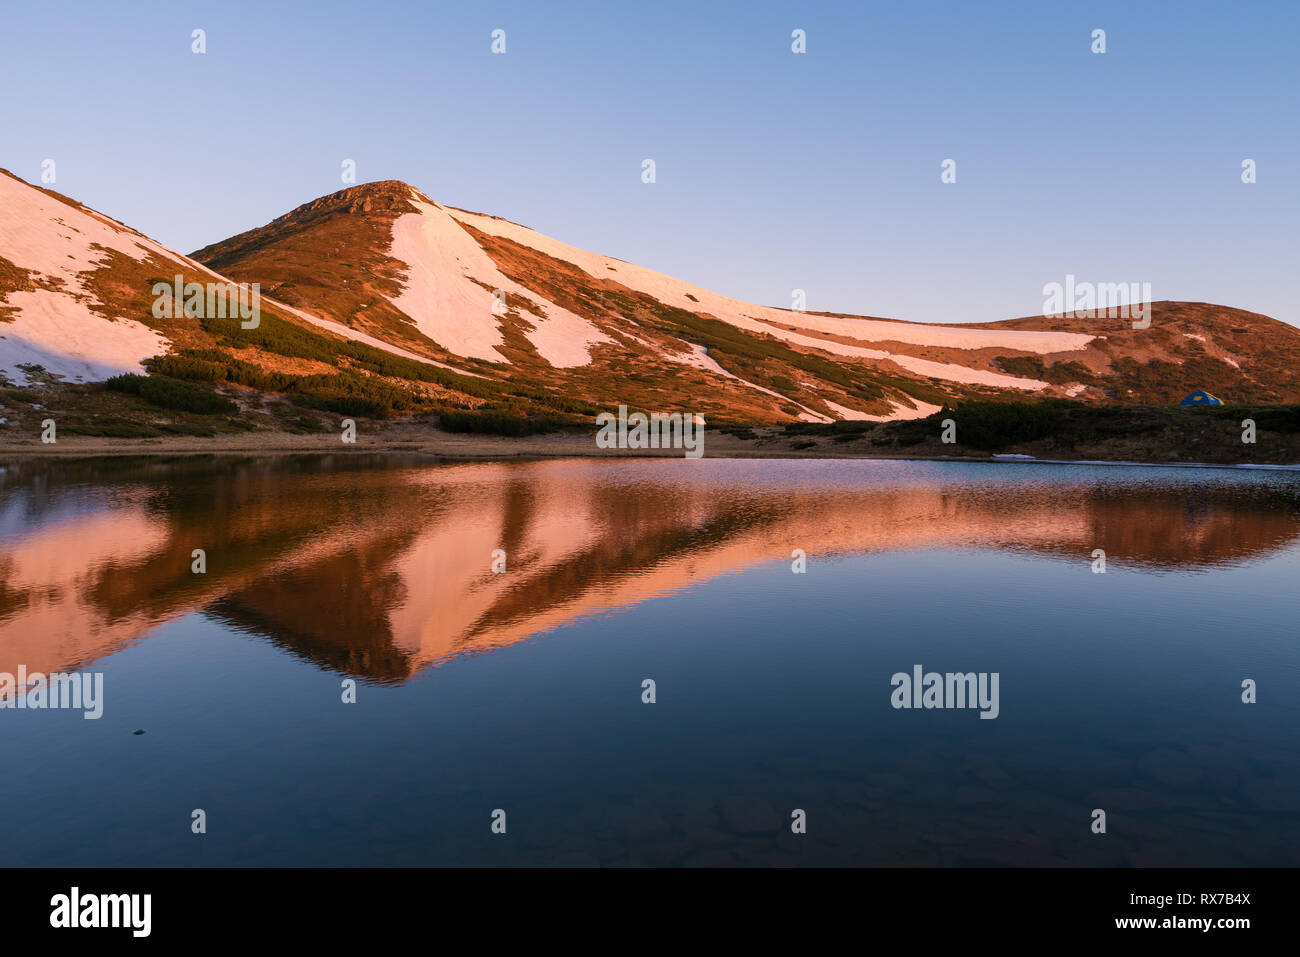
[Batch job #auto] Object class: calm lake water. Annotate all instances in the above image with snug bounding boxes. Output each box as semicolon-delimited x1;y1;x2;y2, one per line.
1;455;1297;866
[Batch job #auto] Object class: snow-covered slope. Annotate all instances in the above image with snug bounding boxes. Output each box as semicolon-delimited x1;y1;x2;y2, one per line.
388;198;610;366
0;172;483;389
0;171;172;383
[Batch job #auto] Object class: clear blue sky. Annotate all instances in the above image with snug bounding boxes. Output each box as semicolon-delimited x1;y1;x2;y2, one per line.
3;0;1296;326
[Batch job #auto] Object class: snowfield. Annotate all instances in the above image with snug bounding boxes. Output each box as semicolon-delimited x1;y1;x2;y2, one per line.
265;296;485;378
822;397;943;422
387;200;611;367
0;173;171;383
0;289;167;384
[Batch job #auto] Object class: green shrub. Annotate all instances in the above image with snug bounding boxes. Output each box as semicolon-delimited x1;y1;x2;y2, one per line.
155;422;217;436
200;311;340;365
439;410;567;436
104;373;144;394
290;373;413;417
943;400;1074;450
144;355;228;382
781;419;875;437
222;361;294;392
288;414;328;433
1248;406;1300;433
61;419;163;438
105;373;238;414
719;425;756;439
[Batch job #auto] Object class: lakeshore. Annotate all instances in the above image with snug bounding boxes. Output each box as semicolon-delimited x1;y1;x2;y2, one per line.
1;407;1298;467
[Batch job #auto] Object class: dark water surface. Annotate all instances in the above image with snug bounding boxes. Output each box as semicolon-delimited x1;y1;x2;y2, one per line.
1;455;1297;866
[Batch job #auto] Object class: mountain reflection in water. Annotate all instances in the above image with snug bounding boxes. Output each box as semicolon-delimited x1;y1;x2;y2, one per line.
3;455;1299;683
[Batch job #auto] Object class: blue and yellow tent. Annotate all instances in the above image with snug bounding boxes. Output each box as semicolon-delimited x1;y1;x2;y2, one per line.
1179;390;1223;406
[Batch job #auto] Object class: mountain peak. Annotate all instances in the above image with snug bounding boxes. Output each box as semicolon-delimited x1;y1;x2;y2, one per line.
189;180;431;267
281;180;425;220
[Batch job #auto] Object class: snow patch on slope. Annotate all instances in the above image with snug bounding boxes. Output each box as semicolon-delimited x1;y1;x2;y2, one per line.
822;397;943;422
387;200;610;367
266;296;485;378
663;343;831;422
664;342;734;378
0;174;170;383
751;311;1094;353
0;290;167;384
